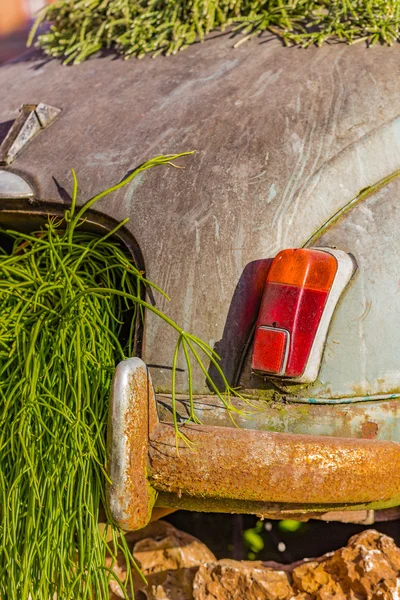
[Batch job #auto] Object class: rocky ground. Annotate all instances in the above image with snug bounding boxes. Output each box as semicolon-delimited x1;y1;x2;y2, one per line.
107;521;400;599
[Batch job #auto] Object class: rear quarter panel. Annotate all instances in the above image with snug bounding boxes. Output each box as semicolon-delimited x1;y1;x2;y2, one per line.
1;39;400;396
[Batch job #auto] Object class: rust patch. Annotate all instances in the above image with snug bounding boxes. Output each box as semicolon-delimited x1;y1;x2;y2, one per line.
107;359;159;531
361;421;379;439
120;368;156;530
148;423;400;507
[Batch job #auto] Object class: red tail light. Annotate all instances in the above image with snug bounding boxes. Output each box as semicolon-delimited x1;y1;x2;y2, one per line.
251;248;356;383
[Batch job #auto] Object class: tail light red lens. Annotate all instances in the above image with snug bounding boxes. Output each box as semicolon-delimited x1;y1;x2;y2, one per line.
251;248;356;383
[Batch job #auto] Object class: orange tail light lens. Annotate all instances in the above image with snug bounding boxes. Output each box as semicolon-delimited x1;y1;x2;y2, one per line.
266;248;338;290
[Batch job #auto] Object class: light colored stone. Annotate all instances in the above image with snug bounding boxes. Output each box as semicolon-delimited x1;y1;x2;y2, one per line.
133;524;216;574
326;529;400;599
193;559;293;600
106;520;215;599
292;561;334;596
107;525;400;600
292;529;400;600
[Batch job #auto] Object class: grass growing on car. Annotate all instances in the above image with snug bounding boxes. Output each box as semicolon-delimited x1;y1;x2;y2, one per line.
29;0;400;63
0;152;242;599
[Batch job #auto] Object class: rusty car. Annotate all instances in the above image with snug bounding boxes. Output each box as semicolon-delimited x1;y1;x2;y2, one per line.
1;35;400;530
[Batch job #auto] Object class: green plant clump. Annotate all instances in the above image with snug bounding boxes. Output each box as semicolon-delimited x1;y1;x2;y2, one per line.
29;0;400;63
0;153;241;599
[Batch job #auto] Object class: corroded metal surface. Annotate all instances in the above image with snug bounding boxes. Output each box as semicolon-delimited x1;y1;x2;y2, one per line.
3;42;400;396
154;492;399;520
108;360;400;531
148;423;400;506
107;358;158;531
153;492;387;521
157;394;400;442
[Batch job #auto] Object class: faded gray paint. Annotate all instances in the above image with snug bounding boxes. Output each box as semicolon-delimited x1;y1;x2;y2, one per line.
158;394;400;442
1;39;400;398
307;177;400;400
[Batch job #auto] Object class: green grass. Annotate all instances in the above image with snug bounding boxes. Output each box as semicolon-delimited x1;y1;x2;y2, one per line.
28;0;400;63
0;153;245;598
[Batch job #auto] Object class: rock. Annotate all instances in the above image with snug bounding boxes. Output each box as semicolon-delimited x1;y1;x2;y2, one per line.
106;520;215;599
193;560;293;600
193;529;400;600
327;529;400;599
107;526;400;600
292;529;400;600
133;524;216;574
133;522;216;600
292;561;334;595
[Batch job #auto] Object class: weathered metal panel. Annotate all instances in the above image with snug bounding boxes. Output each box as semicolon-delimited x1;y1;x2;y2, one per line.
2;41;400;395
301;176;400;401
158;395;400;442
240;174;400;403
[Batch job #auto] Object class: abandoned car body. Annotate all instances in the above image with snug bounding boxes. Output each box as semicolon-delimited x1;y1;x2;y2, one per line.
1;36;400;528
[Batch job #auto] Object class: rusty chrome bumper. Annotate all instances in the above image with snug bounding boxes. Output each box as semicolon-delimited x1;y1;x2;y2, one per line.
107;358;400;531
